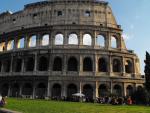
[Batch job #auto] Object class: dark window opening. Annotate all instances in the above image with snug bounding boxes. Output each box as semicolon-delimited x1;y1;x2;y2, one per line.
98;58;107;72
83;84;93;99
36;83;46;99
85;11;90;17
113;85;122;96
38;56;48;71
52;84;61;98
3;60;10;72
67;84;77;98
53;57;62;71
1;83;9;97
26;57;34;72
68;57;78;71
14;59;22;72
126;85;133;96
98;84;108;97
22;83;33;95
83;57;93;71
57;11;62;16
125;60;132;73
113;59;121;72
12;83;19;97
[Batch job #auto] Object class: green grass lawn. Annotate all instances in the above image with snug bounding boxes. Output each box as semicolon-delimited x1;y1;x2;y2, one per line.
1;98;150;113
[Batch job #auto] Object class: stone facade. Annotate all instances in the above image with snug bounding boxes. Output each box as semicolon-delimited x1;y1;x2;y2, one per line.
0;0;144;99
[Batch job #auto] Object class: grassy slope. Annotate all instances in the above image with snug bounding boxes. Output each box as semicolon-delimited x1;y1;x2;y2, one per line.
2;98;150;113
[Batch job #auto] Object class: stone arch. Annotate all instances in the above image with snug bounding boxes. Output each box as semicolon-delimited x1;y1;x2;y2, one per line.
98;84;109;97
68;33;78;45
83;33;92;46
1;83;9;97
98;58;107;72
11;83;20;97
26;57;34;72
96;34;105;47
68;57;78;71
55;33;64;45
113;84;122;96
83;57;93;71
111;36;118;48
3;59;11;72
7;40;14;50
14;58;22;72
41;34;49;46
113;59;121;72
67;84;77;98
52;84;61;98
83;84;93;99
125;60;133;73
17;37;25;48
38;56;48;71
126;85;134;96
28;35;37;47
137;86;143;91
53;57;62;71
35;83;46;99
0;42;5;52
22;83;33;96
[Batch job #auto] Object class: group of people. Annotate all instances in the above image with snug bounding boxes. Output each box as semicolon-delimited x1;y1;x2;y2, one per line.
96;96;133;105
0;96;6;107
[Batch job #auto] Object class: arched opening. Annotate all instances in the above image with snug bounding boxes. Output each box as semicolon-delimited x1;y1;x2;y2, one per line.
111;36;117;48
126;85;133;96
96;35;105;47
11;83;20;97
83;34;92;46
38;56;48;71
83;57;93;71
53;57;62;71
28;35;36;47
67;84;77;98
98;84;109;97
98;58;107;72
52;84;61;98
68;33;78;45
22;83;33;96
14;59;22;72
83;84;93;99
3;59;11;72
55;33;64;45
42;34;49;46
137;86;143;91
113;59;121;72
17;38;24;49
113;85;122;96
7;40;14;50
68;57;78;71
26;57;34;72
1;83;9;97
0;42;5;52
125;60;133;73
36;83;46;99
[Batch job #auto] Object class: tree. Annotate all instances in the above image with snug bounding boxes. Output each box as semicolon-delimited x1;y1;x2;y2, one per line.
144;51;150;92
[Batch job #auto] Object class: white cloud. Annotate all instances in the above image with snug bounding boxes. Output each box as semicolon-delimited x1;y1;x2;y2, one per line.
122;34;131;41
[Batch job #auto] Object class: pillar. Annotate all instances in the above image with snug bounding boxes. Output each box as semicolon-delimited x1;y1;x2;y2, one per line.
123;83;126;97
63;55;67;75
109;56;112;76
122;56;125;76
62;83;66;97
34;53;37;72
96;81;99;98
47;81;51;97
110;81;113;94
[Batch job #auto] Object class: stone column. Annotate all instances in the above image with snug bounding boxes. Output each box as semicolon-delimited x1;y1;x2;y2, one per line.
79;31;83;46
92;31;96;47
47;81;51;97
7;84;11;97
32;83;36;99
37;34;41;47
63;55;67;75
19;84;23;97
79;56;83;75
109;55;112;76
96;81;99;98
24;35;28;49
64;30;68;45
62;83;66;97
106;32;111;49
122;57;125;76
110;81;113;94
21;57;25;73
10;55;13;73
34;53;37;72
123;83;126;97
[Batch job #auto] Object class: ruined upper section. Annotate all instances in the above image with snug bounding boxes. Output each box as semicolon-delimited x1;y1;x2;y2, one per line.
0;0;119;34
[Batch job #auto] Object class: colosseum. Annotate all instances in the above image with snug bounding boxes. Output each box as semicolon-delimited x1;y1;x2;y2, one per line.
0;0;144;100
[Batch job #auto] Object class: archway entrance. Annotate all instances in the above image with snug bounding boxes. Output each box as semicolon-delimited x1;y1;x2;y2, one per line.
11;83;20;97
52;84;61;99
67;84;77;98
36;83;46;99
98;84;109;97
83;84;93;100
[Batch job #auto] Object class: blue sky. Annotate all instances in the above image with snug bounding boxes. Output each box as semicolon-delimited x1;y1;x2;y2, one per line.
0;0;149;74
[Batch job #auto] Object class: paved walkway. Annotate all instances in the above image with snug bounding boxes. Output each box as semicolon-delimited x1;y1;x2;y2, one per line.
0;108;22;113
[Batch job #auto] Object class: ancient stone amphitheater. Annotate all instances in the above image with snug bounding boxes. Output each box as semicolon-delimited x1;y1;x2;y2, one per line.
0;0;144;100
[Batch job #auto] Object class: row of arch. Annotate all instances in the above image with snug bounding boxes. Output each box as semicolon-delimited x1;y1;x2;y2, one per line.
0;33;120;52
0;82;136;98
0;56;133;73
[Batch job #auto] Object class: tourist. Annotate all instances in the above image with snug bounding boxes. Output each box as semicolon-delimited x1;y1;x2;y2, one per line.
127;96;132;105
0;97;7;107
